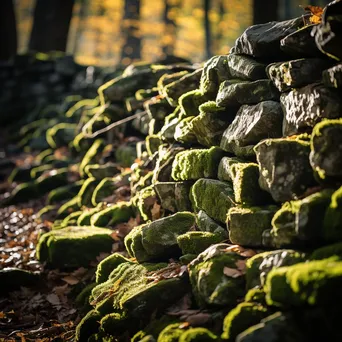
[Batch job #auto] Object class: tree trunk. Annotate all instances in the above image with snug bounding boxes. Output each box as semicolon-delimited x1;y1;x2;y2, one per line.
253;0;279;24
162;0;180;57
204;0;212;59
29;0;75;53
0;0;17;60
73;0;87;55
121;0;141;63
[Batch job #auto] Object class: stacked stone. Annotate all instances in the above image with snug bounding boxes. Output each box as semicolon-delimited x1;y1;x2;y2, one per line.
4;1;342;341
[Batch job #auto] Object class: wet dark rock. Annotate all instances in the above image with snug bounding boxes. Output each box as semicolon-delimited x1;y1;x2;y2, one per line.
281;83;342;136
322;63;342;88
0;268;40;292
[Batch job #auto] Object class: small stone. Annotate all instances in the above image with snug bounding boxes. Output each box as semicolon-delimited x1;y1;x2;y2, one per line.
310;119;342;181
216;79;279;107
196;210;228;236
281;83;342;136
255;137;315;202
227;54;267;81
267;58;332;92
220;101;283;158
227;206;278;247
323;64;342;88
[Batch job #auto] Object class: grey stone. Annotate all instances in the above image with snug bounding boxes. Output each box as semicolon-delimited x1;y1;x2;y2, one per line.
218;157;243;182
254;137;315;203
216;79;279;107
227;54;267;80
281;83;342;136
323;63;342;88
220;101;283;158
196;210;228;237
267;58;332;92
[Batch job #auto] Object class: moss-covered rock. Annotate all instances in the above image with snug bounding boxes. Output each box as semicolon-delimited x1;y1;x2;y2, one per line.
255;137;316;202
77;204;105;226
265;258;342;307
79;139;105;177
244;288;266;305
57;196;80;218
190;178;235;223
145;97;173;121
158;322;188;342
77;177;100;208
46;123;77;148
91;202;133;228
172;147;225;181
270;189;334;247
231;163;272;205
30;164;54;179
246;249;307;289
60;210;83;228
222;302;270;341
227;54;266;81
36;226;114;268
115;143;138;167
174;116;197;144
180;328;218;341
227;206;278;247
188;244;247;308
125;212;196;262
154;181;192;213
8;165;36;183
1;181;39;206
146;134;163;156
310;242;342;261
177;231;226;255
310;119;342;181
47;181;84;204
75;309;102;342
135;185;158;221
35;168;69;193
178;89;211;119
84;163;120;179
91;177;116;206
196;210;228;236
217;157;243;182
220;101;283;158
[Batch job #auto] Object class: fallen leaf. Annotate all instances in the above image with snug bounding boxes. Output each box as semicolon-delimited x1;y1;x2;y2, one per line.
186;312;211;326
62;275;80;285
223;266;243;278
151;202;162;220
0;311;5;319
301;5;323;24
178;322;190;329
235;259;247;273
46;293;60;306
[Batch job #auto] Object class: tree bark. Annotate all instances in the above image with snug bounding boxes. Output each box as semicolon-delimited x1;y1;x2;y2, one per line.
121;0;141;62
29;0;75;53
0;0;17;60
204;0;212;59
253;0;279;24
162;0;180;57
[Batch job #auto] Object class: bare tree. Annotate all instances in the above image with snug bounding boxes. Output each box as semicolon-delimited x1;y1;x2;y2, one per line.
253;0;279;24
0;0;17;60
162;0;180;57
121;0;141;62
204;0;212;59
29;0;75;53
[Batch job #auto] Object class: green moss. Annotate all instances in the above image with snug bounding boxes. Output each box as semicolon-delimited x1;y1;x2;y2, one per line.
91;178;117;206
135;185;157;221
265;258;342;307
231;163;272;205
180;328;218;341
46;123;77;148
75;282;97;309
323;186;342;241
100;312;129;335
36;226;114;268
179;89;211;119
37;205;57;221
91;202;133;228
270;189;334;247
61;211;83;227
96;253;131;283
227;206;277;247
158;323;188;342
30;164;54;179
77;204;105;226
36;168;69;193
189;244;246;308
146;134;163;156
244;288;266;305
75;309;101;342
172;147;225;181
190;178;235;223
79;139;105;177
246;249;307;289
78;177;100;208
115;144;137;167
47;181;84;204
174;116;197;144
84;163;120;179
57;196;80;218
222;302;269;341
177;231;226;255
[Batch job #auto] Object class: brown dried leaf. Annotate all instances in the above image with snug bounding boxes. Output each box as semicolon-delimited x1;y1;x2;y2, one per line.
61;275;80;286
235;259;247;273
223;266;243;278
186;312;211;326
46;293;60;306
151;202;162;220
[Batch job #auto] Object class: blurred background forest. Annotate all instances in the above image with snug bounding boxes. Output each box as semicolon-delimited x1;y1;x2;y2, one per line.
3;0;333;67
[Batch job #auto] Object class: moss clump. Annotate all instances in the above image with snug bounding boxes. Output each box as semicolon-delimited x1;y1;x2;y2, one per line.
265;258;342;307
188;244;246;308
217;157;243;182
171;147;224;181
135;185;157;221
221;302;270;341
146;134;163;156
36;168;69;193
91;177;116;206
190;178;235;223
270;189;334;247
100;312;130;335
30;164;54;179
96;253;131;283
180;328;218;341
227;206;277;247
246;249;307;289
177;231;226;255
174;116;197;144
125;212;196;262
57;196;80;218
77;204;104;226
47;181;84;204
158;323;188;342
84;163;120;179
36;226;114;268
244;288;266;305
179;89;211;118
79;139;105;177
75;282;97;309
60;210;83;228
91;202;133;228
46;123;78;148
231;163;272;205
75;309;101;342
